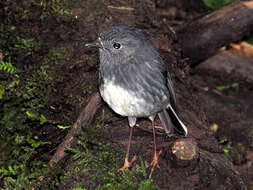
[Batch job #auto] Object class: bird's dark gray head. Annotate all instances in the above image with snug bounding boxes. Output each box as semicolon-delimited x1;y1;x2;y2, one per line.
86;25;156;64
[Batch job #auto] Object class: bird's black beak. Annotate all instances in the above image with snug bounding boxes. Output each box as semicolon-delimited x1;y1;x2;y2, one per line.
85;39;102;49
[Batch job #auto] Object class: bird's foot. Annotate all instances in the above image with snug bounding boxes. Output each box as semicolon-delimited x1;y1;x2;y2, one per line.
118;155;137;172
149;150;162;178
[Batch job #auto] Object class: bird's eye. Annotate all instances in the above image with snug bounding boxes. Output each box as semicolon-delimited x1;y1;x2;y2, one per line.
113;42;121;49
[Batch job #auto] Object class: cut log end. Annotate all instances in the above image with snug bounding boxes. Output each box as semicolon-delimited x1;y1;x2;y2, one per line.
170;138;198;167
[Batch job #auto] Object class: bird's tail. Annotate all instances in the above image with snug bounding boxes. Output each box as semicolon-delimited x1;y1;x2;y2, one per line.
158;105;188;136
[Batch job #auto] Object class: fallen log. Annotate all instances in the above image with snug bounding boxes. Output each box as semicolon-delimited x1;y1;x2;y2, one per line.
196;48;253;81
176;1;253;66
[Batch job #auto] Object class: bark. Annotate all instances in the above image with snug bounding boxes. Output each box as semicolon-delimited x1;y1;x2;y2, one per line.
196;49;253;81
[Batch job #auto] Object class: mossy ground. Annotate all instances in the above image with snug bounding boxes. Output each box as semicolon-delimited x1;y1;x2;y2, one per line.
0;0;252;189
0;1;159;189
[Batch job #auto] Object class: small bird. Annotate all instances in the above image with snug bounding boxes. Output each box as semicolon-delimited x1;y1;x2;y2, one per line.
86;25;187;178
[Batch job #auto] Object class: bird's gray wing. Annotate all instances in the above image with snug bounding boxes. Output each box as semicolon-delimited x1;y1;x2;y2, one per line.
158;105;188;137
148;53;177;109
167;72;177;109
158;109;174;136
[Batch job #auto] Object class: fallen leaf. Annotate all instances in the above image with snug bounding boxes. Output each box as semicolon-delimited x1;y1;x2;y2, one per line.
230;42;253;57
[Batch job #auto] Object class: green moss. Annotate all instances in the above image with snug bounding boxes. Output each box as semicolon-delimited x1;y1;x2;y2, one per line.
0;102;53;189
47;46;74;64
14;38;42;52
202;0;235;10
0;62;63;189
223;142;246;164
23;65;54;111
82;85;94;96
0;82;6;99
0;0;82;189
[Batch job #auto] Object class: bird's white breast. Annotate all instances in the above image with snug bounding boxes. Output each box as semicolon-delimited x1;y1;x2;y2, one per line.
100;78;150;117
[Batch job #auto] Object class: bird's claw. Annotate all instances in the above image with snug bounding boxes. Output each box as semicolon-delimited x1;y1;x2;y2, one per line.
118;155;137;172
149;150;162;178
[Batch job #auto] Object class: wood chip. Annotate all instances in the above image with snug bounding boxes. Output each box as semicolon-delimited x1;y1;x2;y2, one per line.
107;5;134;11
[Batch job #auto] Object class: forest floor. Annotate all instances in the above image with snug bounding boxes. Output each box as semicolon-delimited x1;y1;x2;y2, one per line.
0;0;252;189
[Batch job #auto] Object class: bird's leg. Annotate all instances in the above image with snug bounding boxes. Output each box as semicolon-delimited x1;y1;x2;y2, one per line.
119;127;136;171
149;120;162;178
